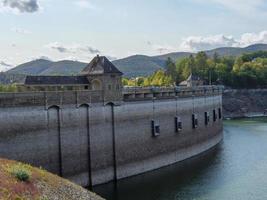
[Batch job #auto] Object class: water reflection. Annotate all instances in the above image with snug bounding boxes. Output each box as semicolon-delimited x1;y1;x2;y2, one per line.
94;118;267;200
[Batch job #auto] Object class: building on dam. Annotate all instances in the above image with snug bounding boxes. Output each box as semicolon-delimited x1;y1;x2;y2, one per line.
20;55;123;104
0;55;224;187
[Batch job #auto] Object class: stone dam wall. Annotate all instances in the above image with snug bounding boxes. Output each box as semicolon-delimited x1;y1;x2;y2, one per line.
0;87;223;186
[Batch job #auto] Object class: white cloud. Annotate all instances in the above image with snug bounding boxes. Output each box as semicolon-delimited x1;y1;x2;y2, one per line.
45;42;101;54
147;41;176;54
31;55;52;61
239;31;267;46
11;27;31;34
0;61;13;72
178;31;267;52
179;34;237;52
0;0;39;13
74;0;95;9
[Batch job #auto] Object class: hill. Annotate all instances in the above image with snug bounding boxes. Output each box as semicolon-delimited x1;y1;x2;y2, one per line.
112;55;165;77
205;44;267;57
8;59;53;75
39;60;87;75
3;43;267;81
0;158;104;200
7;59;87;76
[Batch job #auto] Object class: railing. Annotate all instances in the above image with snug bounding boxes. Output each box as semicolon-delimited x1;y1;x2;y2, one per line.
0;90;103;108
0;86;224;107
123;85;224;101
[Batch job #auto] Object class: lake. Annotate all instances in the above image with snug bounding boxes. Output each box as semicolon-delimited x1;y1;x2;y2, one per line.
94;118;267;200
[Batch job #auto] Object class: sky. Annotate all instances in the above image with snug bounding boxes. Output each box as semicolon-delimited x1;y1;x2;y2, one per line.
1;0;267;71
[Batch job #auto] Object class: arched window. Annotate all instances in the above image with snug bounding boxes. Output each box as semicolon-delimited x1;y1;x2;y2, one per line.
91;79;102;90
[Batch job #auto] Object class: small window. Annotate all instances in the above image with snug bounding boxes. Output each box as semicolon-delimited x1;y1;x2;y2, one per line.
175;116;182;132
67;86;73;91
213;109;217;122
108;85;112;90
218;108;222;119
84;85;89;90
205;112;210;125
116;84;120;90
151;120;160;137
192;114;198;129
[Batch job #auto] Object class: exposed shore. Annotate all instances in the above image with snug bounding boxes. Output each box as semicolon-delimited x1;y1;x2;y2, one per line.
223;89;267;119
0;158;104;200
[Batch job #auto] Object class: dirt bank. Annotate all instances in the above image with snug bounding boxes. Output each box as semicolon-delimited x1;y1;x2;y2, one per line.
223;89;267;118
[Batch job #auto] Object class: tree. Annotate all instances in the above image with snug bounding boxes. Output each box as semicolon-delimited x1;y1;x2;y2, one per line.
166;57;177;83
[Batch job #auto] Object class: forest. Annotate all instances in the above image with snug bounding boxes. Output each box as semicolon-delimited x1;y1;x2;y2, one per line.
123;51;267;88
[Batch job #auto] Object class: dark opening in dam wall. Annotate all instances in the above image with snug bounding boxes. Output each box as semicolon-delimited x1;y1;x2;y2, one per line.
0;86;223;186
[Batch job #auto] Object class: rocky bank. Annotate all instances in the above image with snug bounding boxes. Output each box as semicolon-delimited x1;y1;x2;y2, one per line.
223;89;267;118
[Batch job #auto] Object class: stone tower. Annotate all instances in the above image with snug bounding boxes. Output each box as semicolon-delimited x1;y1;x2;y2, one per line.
81;55;123;104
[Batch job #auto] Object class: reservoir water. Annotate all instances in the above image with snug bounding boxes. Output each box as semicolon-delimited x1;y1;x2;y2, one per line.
94;118;267;200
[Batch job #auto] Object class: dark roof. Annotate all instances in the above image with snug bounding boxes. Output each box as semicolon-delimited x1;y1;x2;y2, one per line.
187;74;202;81
25;76;89;85
81;55;123;75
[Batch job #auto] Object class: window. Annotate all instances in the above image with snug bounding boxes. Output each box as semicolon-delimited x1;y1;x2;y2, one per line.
175;116;182;132
192;114;198;129
116;84;120;90
84;85;89;90
205;112;210;125
218;108;222;119
66;86;73;91
151;120;160;137
213;109;217;122
108;84;112;90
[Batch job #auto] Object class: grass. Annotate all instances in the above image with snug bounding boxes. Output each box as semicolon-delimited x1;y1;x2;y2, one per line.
9;163;32;182
0;158;63;199
0;158;103;200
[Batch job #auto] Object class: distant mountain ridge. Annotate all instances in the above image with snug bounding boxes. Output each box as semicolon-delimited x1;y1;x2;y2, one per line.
5;43;267;80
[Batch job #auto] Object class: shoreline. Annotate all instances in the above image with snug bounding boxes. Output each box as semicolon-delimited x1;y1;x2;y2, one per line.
224;112;267;120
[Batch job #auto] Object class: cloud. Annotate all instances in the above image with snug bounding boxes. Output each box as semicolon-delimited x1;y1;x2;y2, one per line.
178;31;267;52
11;27;31;34
46;42;68;53
147;41;176;54
46;42;101;54
74;0;95;9
31;55;52;61
105;56;117;61
239;31;267;46
179;35;237;52
0;61;13;72
1;0;39;13
86;46;100;54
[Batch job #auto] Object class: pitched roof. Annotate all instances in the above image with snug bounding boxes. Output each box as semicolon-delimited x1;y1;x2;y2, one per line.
187;74;202;81
25;76;89;85
81;55;123;75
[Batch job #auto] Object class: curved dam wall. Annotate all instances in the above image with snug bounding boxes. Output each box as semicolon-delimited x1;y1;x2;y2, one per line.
0;88;223;186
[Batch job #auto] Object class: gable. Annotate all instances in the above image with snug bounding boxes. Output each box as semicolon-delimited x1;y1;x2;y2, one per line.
81;56;123;75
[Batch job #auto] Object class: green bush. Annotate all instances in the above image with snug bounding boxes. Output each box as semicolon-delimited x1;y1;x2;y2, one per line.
14;169;30;182
8;164;32;182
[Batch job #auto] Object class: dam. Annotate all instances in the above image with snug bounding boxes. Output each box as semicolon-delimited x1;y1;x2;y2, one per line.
0;56;223;187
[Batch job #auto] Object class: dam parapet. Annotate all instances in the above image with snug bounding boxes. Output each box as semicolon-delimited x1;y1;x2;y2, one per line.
123;85;223;101
0;85;223;108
